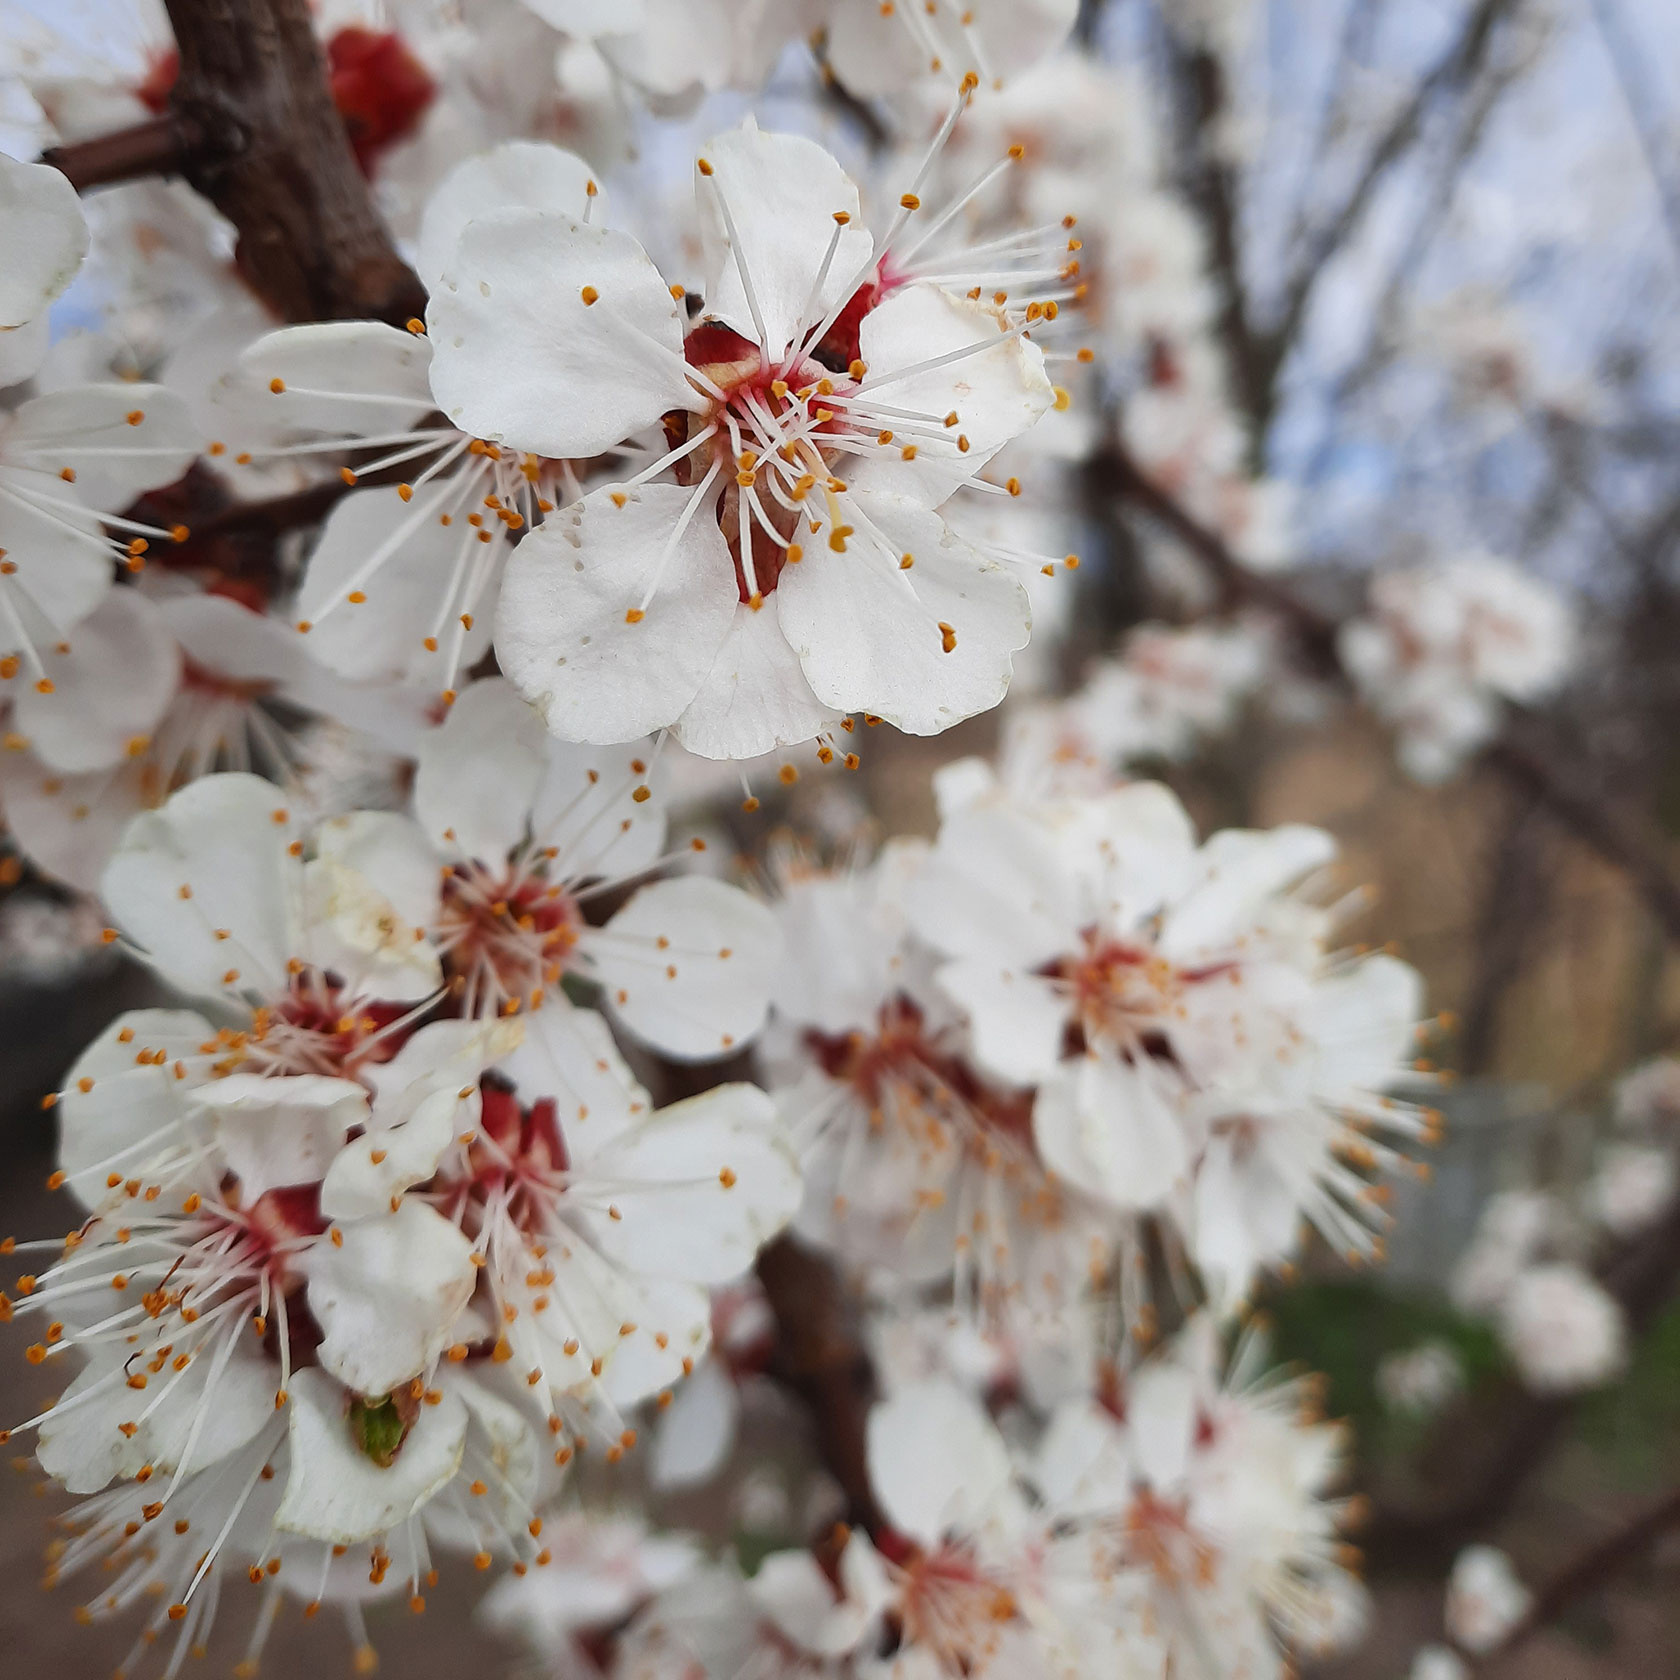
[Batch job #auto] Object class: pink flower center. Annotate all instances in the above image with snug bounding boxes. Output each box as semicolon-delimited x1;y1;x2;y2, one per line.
436;859;582;1016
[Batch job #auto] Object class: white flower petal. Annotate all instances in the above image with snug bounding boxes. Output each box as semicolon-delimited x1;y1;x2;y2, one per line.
0;154;88;329
530;733;672;879
102;772;302;999
907;800;1081;968
697;119;872;363
0;464;113;649
1033;1055;1189;1211
428;212;700;457
308;1200;478;1396
649;1355;739;1489
39;1348;277;1494
6;384;202;513
319;1084;465;1223
13;587;179;773
304;811;445;1000
1033;1400;1132;1518
866;1380;1012;1547
674;598;843;760
852;286;1054;503
0;751;147;891
776;491;1030;733
592;874;780;1061
275;1367;468;1544
56;1007;215;1207
935;958;1067;1086
414;675;547;860
574;1083;801;1282
496;996;652;1161
294;486;497;686
190;1073;368;1202
232;322;436;440
496;483;738;745
418;142;604;289
1161;824;1337;963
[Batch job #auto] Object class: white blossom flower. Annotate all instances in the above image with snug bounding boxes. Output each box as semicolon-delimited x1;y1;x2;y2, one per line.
1444;1544;1530;1654
762;845;1112;1329
0;586;426;890
0;381;202;691
818;0;1078;100
480;1509;701;1670
406;674;781;1055
1338;554;1577;782
908;775;1428;1303
1587;1142;1677;1238
1615;1056;1680;1131
1376;1341;1464;1417
8;1005;549;1673
1054;618;1270;773
0;151;89;387
1411;1648;1470;1680
1447;1188;1559;1317
428;114;1057;759
1032;1319;1366;1676
1497;1262;1626;1394
511;0;792;108
352;996;802;1426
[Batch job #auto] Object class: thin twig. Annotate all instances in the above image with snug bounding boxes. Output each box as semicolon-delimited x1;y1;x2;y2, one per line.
1260;0;1520;394
1103;440;1680;949
1467;1484;1680;1667
41;114;206;191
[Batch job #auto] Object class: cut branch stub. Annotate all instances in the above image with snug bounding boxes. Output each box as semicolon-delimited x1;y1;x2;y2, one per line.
161;0;427;327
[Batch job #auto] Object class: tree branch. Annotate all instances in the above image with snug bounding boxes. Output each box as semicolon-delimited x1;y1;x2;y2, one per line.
1104;441;1680;949
755;1237;885;1537
159;0;427;326
41;114;206;192
1171;45;1270;434
1364;1189;1680;1564
1260;0;1520;391
1469;1484;1680;1668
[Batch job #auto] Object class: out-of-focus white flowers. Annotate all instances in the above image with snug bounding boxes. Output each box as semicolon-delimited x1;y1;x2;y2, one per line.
1588;1142;1677;1238
1449;1187;1560;1318
1497;1261;1626;1394
1377;1340;1464;1418
761;763;1427;1334
1444;1544;1531;1654
1339;553;1577;782
1410;1647;1470;1680
1617;1056;1680;1131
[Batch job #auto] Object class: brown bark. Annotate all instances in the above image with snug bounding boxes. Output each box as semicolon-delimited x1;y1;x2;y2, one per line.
160;0;427;326
755;1237;886;1536
41;115;206;191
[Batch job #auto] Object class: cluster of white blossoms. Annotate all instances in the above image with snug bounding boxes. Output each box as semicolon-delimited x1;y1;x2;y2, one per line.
496;1320;1365;1680
1449;1175;1643;1395
0;3;1621;1677
1338;552;1578;783
763;752;1428;1334
5;763;799;1671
